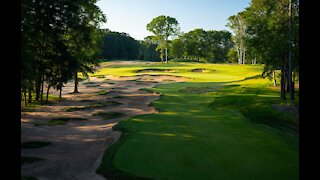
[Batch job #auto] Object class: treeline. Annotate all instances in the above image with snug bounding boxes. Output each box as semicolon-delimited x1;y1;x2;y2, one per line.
101;28;233;63
21;0;106;105
101;30;140;60
227;0;299;102
170;29;233;63
145;15;234;63
100;30;161;61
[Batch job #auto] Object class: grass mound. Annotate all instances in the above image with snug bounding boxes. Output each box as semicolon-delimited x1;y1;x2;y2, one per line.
179;86;220;93
21;176;38;180
97;91;109;95
21;141;52;148
190;68;215;72
47;117;87;125
80;99;96;103
82;81;96;85
63;101;121;112
92;112;125;120
86;84;100;87
21;156;44;165
94;75;106;78
136;68;175;73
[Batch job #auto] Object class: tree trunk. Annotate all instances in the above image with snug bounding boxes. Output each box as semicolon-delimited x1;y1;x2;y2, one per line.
254;55;257;64
280;65;286;100
35;77;41;101
239;48;242;64
243;49;246;64
288;0;294;103
236;46;240;64
46;84;50;103
28;82;32;103
286;70;290;93
273;71;277;86
24;90;27;106
59;87;62;99
165;48;168;63
73;71;79;93
40;75;44;102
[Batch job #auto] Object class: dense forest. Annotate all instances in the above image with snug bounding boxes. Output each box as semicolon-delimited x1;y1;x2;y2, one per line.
100;30;140;60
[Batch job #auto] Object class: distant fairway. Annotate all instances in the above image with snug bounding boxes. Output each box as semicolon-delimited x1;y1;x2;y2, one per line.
96;61;299;180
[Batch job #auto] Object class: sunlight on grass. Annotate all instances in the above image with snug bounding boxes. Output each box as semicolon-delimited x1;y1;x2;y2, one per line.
94;62;298;180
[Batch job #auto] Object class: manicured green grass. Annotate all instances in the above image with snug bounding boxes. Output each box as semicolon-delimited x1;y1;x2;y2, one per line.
93;62;298;180
21;141;52;149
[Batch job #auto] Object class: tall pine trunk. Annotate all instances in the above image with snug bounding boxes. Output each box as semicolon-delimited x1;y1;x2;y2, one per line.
280;64;286;100
46;84;51;103
273;71;277;86
286;70;290;93
35;77;41;101
239;48;242;64
73;71;79;93
40;77;44;102
288;0;294;102
28;80;33;103
59;88;62;99
24;90;27;106
243;49;246;64
58;82;63;99
165;48;168;63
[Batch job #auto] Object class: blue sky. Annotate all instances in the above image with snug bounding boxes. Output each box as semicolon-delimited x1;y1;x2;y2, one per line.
97;0;251;40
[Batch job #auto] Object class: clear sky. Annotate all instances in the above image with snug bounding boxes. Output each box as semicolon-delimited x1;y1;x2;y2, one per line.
96;0;251;40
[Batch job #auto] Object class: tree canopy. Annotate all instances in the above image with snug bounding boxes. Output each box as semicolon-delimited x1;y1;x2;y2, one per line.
21;0;106;103
146;15;180;63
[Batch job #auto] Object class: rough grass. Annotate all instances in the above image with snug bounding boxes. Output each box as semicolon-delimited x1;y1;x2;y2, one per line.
97;91;109;95
21;141;52;149
21;156;44;165
63;101;121;112
21;176;38;180
94;75;106;78
21;93;62;112
92;112;125;120
82;81;96;85
47;117;87;125
86;84;101;87
95;62;299;180
80;99;96;103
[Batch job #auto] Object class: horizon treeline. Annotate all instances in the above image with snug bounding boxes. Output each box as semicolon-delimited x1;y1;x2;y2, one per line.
100;29;234;63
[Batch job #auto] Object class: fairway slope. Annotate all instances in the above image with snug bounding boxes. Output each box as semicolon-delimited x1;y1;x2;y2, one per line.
95;61;298;180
